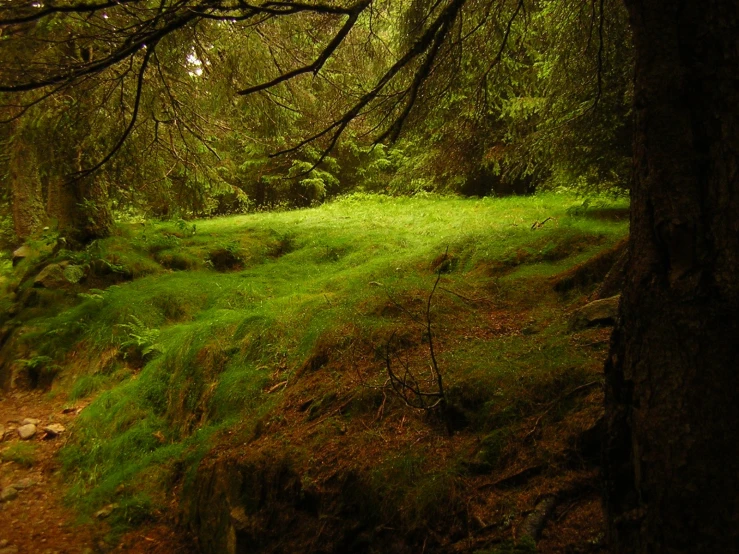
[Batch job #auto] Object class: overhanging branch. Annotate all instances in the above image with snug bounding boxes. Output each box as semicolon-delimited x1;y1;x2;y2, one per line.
238;0;371;95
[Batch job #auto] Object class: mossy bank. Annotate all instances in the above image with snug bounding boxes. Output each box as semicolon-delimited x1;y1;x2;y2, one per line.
0;193;628;553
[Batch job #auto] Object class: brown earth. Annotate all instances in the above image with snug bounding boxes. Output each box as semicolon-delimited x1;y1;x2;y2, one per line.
0;391;195;554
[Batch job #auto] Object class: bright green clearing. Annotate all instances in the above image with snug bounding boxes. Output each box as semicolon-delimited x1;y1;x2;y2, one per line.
7;193;627;537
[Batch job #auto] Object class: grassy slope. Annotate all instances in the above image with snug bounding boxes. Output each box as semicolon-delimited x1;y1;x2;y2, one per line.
1;193;628;550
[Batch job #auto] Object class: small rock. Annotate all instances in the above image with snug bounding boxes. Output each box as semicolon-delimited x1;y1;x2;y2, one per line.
63;264;86;284
16;424;36;440
569;295;620;331
522;495;557;541
22;418;41;426
0;539;8;547
42;423;66;438
33;263;69;289
0;487;18;502
11;478;37;490
12;245;32;267
94;503;118;519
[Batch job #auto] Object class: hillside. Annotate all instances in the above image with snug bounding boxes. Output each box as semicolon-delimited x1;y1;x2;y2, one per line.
0;194;628;553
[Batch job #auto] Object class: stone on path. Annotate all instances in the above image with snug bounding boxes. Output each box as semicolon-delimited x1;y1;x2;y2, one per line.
16;424;36;440
21;418;41;426
0;487;18;502
42;424;66;438
11;478;37;490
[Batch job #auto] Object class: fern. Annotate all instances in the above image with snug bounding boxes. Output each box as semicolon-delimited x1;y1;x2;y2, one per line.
117;316;162;359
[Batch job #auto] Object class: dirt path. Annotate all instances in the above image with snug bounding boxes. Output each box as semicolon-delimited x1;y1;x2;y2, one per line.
0;390;98;554
0;391;196;554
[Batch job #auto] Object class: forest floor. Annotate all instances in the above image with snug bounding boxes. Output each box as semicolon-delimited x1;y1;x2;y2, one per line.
0;391;196;554
0;194;629;553
0;390;97;554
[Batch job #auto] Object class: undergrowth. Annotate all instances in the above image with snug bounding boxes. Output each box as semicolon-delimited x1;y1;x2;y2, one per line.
1;193;628;543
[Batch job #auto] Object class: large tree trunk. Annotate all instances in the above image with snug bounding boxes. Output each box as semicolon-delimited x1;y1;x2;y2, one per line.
47;177;113;244
605;1;739;552
46;148;113;244
8;128;46;240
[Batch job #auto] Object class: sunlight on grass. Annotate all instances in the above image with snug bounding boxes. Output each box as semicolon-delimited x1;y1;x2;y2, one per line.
7;193;627;527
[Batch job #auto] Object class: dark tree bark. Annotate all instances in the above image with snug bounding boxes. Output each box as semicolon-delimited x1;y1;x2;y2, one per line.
605;1;739;552
8;126;45;240
46;149;114;244
47;177;113;244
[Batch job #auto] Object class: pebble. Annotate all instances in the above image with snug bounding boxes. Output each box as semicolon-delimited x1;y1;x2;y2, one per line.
17;424;36;440
22;418;41;426
11;478;37;490
0;488;18;502
43;423;66;437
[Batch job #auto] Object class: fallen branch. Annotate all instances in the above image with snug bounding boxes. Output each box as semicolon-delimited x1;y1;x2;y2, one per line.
531;216;556;230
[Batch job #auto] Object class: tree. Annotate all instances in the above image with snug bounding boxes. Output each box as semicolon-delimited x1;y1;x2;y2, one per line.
603;1;739;552
0;0;737;551
6;118;45;239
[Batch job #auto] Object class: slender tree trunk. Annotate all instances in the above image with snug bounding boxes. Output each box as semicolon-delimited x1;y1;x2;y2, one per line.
605;1;739;552
8;128;46;240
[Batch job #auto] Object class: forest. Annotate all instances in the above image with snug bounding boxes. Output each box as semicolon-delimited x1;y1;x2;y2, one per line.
0;0;736;553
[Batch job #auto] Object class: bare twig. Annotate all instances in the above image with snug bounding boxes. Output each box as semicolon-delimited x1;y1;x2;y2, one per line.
383;248;450;425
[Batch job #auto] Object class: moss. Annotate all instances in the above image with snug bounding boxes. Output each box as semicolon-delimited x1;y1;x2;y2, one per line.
0;193;627;537
1;442;38;467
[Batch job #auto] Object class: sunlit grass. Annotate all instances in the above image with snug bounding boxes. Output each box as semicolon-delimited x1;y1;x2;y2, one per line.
6;192;627;533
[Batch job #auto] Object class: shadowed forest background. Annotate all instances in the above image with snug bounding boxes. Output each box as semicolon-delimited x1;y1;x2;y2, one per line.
0;0;632;246
0;1;737;553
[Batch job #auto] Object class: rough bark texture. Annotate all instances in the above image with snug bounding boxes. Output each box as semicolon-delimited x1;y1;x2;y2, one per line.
9;131;45;240
45;177;78;235
605;1;739;552
53;178;113;244
46;150;113;244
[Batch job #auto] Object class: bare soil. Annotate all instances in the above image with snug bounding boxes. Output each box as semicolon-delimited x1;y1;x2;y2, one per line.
0;391;195;554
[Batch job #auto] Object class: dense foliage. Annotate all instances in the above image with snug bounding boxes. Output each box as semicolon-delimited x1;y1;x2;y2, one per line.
0;0;631;247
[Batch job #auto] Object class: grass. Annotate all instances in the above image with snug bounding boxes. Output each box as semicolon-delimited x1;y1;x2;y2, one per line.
1;192;628;544
1;442;39;467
